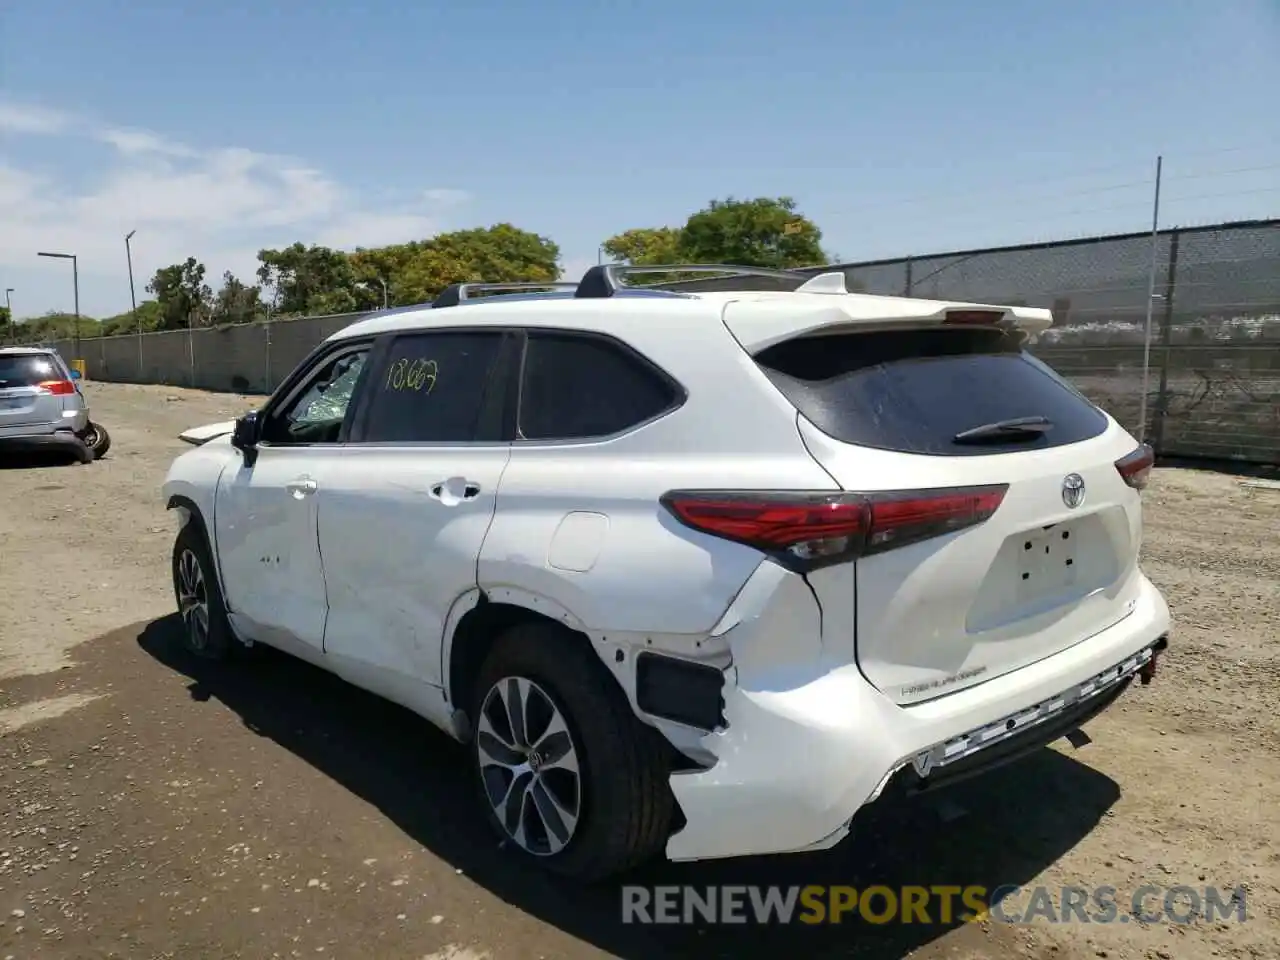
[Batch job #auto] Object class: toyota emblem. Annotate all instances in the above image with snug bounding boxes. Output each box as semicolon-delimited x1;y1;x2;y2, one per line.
1062;473;1086;508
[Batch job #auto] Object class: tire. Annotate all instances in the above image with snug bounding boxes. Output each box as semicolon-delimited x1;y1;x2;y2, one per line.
171;521;235;660
471;623;674;882
82;422;111;460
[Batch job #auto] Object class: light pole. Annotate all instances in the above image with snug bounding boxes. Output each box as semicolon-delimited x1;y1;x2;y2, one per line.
125;230;138;321
4;288;13;344
355;278;389;310
37;251;80;360
126;230;141;373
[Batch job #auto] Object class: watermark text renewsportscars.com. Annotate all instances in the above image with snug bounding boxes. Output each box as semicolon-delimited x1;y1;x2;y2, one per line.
620;884;1248;926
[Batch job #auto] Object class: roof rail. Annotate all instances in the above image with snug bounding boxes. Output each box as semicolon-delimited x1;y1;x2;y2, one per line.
432;281;579;309
575;263;809;299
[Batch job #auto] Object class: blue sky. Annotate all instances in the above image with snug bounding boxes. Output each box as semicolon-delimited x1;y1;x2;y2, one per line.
1;0;1277;319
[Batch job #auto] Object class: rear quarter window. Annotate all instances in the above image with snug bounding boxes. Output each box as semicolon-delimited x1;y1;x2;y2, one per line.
517;332;680;441
754;327;1109;456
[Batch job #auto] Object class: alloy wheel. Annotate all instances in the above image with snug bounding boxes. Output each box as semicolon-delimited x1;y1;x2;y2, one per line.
176;548;210;652
476;676;582;856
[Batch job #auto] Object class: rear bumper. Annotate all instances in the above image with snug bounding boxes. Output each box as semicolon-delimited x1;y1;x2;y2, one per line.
0;431;92;461
664;573;1171;862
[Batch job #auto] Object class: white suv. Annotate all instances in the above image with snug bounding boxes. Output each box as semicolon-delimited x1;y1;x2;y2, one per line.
162;265;1171;881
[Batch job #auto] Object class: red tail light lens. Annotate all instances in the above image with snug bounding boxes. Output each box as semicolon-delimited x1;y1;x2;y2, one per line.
1115;443;1154;490
37;379;77;396
661;485;1008;571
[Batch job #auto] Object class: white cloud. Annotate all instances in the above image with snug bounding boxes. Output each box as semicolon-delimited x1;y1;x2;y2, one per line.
0;102;72;135
0;97;466;317
94;127;197;158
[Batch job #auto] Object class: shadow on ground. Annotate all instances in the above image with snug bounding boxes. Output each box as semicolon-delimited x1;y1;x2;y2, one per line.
0;450;83;470
138;614;1120;960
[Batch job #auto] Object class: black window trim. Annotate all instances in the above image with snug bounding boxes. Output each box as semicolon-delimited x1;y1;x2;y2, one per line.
511;327;688;446
345;326;522;447
255;336;380;449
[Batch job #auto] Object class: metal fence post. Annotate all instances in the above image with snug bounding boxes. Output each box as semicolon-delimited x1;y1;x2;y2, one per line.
903;258;914;297
1151;228;1181;455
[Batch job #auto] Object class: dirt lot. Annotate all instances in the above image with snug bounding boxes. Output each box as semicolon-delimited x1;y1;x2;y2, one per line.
1;380;1277;960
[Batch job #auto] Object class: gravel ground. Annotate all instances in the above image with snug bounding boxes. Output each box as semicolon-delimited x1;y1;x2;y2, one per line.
1;380;1277;960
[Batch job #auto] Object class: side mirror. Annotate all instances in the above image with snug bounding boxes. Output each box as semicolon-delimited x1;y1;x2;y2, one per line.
231;411;261;464
68;369;82;380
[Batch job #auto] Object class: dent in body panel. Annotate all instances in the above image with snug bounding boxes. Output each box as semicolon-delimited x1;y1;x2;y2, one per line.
445;580;734;763
710;561;829;693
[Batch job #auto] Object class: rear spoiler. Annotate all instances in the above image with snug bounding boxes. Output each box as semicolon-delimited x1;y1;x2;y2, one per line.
179;420;236;445
723;272;1055;354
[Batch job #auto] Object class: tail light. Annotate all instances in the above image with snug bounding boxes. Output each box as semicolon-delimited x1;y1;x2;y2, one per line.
1115;444;1154;490
660;485;1008;572
37;379;77;396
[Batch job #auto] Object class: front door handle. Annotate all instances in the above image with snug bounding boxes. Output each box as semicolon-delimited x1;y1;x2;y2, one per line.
286;477;318;499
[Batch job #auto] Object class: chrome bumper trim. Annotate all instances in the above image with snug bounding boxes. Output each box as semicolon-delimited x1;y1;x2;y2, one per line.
910;640;1161;777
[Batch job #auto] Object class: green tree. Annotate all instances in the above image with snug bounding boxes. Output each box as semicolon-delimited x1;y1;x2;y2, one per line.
147;258;213;330
11;311;102;344
256;243;357;316
349;224;561;307
348;245;416;310
601;198;828;286
600;227;682;266
678;196;826;268
212;271;265;325
99;300;164;336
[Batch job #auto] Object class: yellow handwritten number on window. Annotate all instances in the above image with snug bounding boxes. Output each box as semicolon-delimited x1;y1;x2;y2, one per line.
385;358;438;394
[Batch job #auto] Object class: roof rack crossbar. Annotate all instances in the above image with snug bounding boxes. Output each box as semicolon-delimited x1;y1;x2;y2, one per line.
432;281;579;309
575;263;809;299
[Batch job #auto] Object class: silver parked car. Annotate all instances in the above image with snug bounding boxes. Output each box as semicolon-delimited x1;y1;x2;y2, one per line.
0;347;110;463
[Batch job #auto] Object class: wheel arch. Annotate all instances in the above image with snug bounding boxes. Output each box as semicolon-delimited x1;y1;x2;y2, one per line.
166;494;233;612
444;587;619;741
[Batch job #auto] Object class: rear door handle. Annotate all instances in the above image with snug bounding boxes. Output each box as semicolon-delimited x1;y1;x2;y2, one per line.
286;477;318;499
429;478;482;505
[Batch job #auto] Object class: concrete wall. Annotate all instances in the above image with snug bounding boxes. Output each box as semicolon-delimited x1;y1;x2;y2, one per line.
53;311;365;395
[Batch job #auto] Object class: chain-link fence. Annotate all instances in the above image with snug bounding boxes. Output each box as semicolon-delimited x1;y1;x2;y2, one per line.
821;218;1280;464
50;219;1280;464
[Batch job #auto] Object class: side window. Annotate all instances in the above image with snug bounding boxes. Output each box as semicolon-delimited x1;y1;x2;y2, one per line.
518;332;679;441
359;331;506;443
260;346;370;445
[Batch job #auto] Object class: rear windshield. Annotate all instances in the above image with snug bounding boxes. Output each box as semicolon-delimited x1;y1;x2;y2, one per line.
754;327;1108;456
0;353;61;388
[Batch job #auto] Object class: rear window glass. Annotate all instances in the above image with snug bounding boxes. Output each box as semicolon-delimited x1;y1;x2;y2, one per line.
754;328;1108;456
0;353;61;388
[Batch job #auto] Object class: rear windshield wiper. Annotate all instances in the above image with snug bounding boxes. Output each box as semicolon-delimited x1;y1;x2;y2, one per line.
953;415;1053;443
